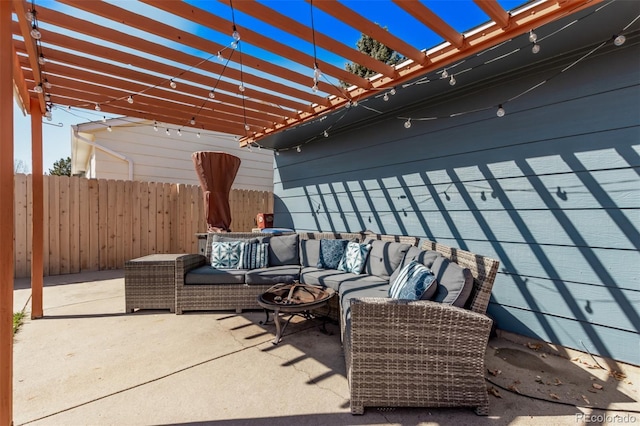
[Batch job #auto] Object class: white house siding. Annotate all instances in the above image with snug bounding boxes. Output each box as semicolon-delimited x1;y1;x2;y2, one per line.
73;122;274;192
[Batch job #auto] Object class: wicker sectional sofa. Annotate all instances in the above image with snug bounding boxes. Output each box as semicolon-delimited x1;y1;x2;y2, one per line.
174;231;499;415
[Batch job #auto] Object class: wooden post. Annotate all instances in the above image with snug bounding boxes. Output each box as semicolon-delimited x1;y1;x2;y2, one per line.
0;1;14;423
31;99;44;319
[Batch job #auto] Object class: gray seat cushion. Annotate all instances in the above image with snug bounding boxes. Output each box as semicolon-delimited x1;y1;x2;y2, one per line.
389;246;440;285
245;265;301;286
300;239;321;267
185;265;247;285
339;281;390;344
260;234;299;266
300;267;388;292
430;256;474;307
363;240;411;279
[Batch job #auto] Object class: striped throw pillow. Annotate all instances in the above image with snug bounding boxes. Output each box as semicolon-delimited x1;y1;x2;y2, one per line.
239;242;269;270
388;260;438;300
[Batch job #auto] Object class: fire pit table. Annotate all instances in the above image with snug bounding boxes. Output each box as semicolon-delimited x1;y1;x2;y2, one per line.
257;283;335;345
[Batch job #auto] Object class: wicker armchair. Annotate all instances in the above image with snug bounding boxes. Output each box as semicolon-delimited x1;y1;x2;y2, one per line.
345;240;500;415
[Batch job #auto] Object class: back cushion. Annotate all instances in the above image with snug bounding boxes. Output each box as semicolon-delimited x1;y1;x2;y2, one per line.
363;239;411;279
260;233;299;266
431;256;474;307
300;239;321;267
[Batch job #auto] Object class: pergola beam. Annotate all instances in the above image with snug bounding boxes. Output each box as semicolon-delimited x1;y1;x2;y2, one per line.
473;0;511;29
392;0;465;48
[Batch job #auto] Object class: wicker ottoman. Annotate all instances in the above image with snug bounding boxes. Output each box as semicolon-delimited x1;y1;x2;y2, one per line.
125;254;186;313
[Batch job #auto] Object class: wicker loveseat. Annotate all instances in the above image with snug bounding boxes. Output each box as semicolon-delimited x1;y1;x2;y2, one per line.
174;231;499;415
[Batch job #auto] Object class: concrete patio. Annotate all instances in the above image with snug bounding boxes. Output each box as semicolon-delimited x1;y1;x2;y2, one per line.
13;271;640;425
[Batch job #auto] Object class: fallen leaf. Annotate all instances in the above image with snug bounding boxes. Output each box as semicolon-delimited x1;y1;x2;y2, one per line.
581;395;590;404
527;342;543;351
488;387;502;398
535;375;543;384
541;353;547;358
571;357;580;361
588;389;598;393
587;365;600;369
488;369;502;376
590;376;596;381
610;370;627;381
592;383;603;390
550;393;560;400
508;384;521;394
554;378;563;386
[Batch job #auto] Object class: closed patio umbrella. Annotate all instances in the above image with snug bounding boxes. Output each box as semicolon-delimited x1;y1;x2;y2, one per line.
192;151;241;232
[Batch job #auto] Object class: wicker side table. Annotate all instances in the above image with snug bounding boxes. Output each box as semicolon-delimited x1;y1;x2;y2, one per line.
125;254;186;313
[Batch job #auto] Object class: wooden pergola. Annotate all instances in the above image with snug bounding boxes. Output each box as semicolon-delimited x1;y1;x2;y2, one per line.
1;0;602;421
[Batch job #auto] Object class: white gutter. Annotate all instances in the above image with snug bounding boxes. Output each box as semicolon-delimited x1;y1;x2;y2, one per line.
72;126;134;180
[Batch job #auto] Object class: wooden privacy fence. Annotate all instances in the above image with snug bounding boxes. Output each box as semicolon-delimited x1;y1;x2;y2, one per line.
13;174;273;278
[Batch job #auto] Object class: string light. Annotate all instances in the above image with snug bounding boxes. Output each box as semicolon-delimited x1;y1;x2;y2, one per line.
166;128;170;135
232;25;241;41
44;94;51;102
449;75;456;86
528;30;538;43
170;79;177;89
532;43;541;54
244;124;250;131
389;88;396;95
275;150;280;156
190;117;196;125
296;145;302;152
217;51;224;61
127;95;134;104
209;89;215;99
43;79;51;89
496;105;506;117
44;109;52;120
30;23;41;40
239;84;245;92
102;116;107;123
34;83;43;94
94;103;101;111
25;9;34;22
177;129;182;136
153;121;158;131
197;132;201;138
383;93;389;101
441;68;448;79
614;34;626;46
38;54;46;65
404;118;411;128
107;125;113;132
323;130;329;137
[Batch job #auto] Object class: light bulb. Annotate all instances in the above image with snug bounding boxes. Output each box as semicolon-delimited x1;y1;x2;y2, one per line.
217;51;224;61
177;129;182;136
312;83;318;93
275;150;280;156
496;105;505;117
190;117;196;125
153;122;158;131
441;69;448;79
170;79;177;89
43;79;51;89
231;41;238;49
95;103;101;111
34;83;43;93
127;95;134;104
323;130;329;137
238;84;245;92
529;30;537;43
614;35;626;46
44;110;52;119
232;26;240;41
313;66;322;81
44;94;51;102
247;144;252;152
449;75;456;86
30;24;41;40
209;90;215;99
25;10;34;22
404;119;411;129
532;43;540;54
352;100;358;107
102;116;107;123
197;132;201;138
165;128;170;135
38;54;46;65
383;93;389;101
244;124;250;131
345;101;351;109
107;126;113;132
390;88;396;96
296;146;302;153
46;115;52;121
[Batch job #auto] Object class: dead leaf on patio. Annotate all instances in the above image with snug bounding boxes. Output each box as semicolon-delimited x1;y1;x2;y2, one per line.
610;370;627;381
588;389;598;393
527;342;543;351
488;368;502;376
581;395;591;404
488;387;502;398
508;384;521;394
592;383;603;390
540;353;547;358
549;393;560;400
553;378;563;386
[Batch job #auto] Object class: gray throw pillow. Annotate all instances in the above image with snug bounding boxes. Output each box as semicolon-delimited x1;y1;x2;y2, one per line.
363;240;411;279
300;239;321;267
431;256;474;307
389;247;440;285
260;234;299;266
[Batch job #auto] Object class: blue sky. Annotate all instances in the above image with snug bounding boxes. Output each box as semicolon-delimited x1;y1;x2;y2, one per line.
13;0;528;172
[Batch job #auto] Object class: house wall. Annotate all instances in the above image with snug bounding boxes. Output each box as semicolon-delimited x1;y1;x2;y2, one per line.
79;125;274;191
272;42;640;364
